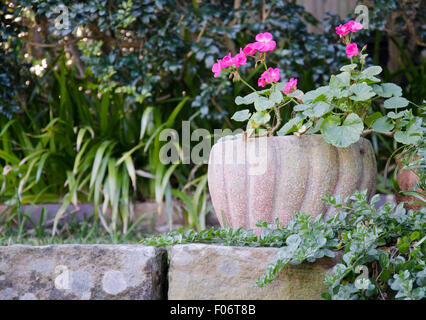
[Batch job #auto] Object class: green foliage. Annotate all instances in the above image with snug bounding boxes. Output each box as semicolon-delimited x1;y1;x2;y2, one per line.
1;0;355;122
172;172;212;231
143;190;425;300
221;27;423;148
0;2;29;117
280;48;424;148
0;59;192;235
1;0;424;123
320;113;364;148
321;192;425;300
0;204;146;245
1;0;425;234
0;115;73;204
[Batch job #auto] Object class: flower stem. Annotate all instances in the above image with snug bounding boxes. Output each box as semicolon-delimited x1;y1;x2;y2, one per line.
263;61;274;87
239;77;258;93
223;68;257;93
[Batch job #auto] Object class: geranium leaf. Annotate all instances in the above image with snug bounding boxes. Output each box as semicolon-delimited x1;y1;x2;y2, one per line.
320;113;364;148
384;97;409;109
231;109;251;121
372;116;394;133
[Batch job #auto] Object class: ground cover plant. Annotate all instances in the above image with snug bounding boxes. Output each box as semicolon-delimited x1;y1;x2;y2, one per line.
143;189;425;300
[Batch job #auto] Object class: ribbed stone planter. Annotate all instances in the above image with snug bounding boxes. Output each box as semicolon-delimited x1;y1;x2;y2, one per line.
208;135;377;229
168;244;342;300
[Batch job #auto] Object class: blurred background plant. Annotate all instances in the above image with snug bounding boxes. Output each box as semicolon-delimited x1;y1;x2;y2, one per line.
0;0;424;238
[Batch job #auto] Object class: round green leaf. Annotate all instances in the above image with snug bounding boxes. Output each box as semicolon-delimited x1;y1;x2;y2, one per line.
340;64;357;72
336;72;350;87
387;111;406;119
394;118;423;145
254;96;274;111
301;86;328;103
235;96;246;105
303;101;331;118
365;112;382;127
372;116;394;133
231;109;251;122
251;111;271;124
329;75;345;88
373;83;402;98
294;104;311;111
235;92;260;105
320;113;364;148
312;101;331;117
384;97;409;109
350;83;376;101
287;89;304;99
361;66;382;77
269;90;283;104
277;114;305;136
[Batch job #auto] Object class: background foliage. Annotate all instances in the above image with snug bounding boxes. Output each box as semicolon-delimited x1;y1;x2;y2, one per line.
0;0;425;234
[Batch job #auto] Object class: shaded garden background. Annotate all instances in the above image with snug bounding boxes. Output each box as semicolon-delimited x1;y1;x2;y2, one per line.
0;0;424;237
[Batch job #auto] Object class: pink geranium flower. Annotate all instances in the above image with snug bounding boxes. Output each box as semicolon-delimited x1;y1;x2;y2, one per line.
221;52;234;68
258;68;280;87
346;43;359;58
283;78;298;94
211;49;249;77
258;76;266;87
211;59;223;78
255;32;276;52
243;43;259;55
336;24;350;36
262;68;280;83
346;20;363;32
232;48;247;67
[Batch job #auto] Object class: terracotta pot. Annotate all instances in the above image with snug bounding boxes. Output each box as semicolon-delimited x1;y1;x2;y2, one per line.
395;156;425;211
207;135;377;230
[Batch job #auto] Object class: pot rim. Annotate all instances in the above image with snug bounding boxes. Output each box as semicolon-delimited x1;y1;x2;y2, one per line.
214;133;370;146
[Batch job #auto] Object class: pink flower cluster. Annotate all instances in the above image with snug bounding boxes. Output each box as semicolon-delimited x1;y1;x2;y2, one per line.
212;32;277;78
335;20;363;59
211;31;298;95
335;20;363;36
258;67;280;87
283;78;297;94
212;49;247;78
243;32;277;55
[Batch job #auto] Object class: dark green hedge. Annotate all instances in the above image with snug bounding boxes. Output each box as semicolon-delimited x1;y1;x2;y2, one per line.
1;0;425;122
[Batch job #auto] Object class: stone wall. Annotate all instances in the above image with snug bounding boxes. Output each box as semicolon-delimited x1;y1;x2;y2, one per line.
168;244;340;300
0;243;340;300
0;245;167;300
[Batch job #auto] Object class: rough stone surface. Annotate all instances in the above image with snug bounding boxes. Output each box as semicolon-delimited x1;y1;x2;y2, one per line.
0;245;167;300
208;135;377;231
168;244;341;300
